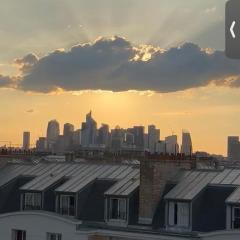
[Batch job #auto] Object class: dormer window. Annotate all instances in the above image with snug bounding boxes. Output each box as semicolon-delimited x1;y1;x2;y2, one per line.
23;192;42;210
232;207;240;229
110;198;127;221
59;195;75;216
168;201;190;228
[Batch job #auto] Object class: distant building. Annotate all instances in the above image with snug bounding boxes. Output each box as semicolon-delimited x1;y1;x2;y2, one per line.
228;136;240;161
63;123;74;138
181;130;193;156
148;125;160;154
111;126;125;152
156;140;166;154
72;129;81;146
128;126;145;150
63;123;74;150
81;111;97;147
144;133;148;150
165;135;179;155
46;120;60;150
22;131;30;150
36;137;47;152
98;124;110;146
54;135;65;154
125;132;135;146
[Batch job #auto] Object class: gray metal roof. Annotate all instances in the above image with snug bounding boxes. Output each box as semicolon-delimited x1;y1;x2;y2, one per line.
104;169;139;196
0;164;32;187
165;168;240;201
226;187;240;204
4;162;240;201
20;164;77;191
0;163;139;194
164;171;217;201
210;168;240;185
55;164;139;193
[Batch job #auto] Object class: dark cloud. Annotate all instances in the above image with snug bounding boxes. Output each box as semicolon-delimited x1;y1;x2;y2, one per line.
0;74;15;88
8;36;240;93
15;53;38;65
14;53;39;74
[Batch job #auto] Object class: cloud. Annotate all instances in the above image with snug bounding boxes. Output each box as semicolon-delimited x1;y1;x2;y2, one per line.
14;53;39;74
0;74;15;88
2;36;240;93
26;109;34;113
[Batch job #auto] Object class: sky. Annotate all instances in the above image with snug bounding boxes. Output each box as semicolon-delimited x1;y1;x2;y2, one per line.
0;0;239;155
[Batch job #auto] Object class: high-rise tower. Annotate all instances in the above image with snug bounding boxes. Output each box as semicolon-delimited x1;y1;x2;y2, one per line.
148;125;160;154
22;131;30;150
81;111;97;147
46;120;60;150
181;130;193;156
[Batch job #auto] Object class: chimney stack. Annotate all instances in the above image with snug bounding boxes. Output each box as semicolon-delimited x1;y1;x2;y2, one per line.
138;158;193;224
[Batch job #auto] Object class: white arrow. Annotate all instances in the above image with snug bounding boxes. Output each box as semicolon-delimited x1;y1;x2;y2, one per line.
230;21;236;39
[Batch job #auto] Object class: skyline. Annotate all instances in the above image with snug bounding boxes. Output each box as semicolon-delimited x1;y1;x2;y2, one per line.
1;108;235;157
8;111;194;157
0;0;239;156
1;86;239;156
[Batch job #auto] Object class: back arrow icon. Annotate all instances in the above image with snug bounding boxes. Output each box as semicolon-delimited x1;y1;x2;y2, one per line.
230;21;236;39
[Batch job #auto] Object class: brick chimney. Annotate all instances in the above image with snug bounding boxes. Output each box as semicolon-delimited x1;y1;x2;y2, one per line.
138;158;194;224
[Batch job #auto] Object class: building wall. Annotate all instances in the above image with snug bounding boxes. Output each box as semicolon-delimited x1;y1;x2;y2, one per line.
0;212;240;240
200;231;240;240
80;180;115;221
88;232;191;240
192;186;235;232
89;231;240;240
0;212;87;240
128;189;139;225
139;160;192;224
0;177;33;213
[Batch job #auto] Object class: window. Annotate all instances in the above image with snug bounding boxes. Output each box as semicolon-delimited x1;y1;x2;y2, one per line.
110;198;127;221
60;195;75;216
174;203;178;225
47;232;62;240
168;202;189;228
24;192;42;210
12;230;26;240
233;207;240;229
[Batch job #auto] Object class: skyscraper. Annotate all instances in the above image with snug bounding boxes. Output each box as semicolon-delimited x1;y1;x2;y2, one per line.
55;135;65;154
81;111;97;147
98;124;110;146
125;132;134;146
63;123;74;137
72;129;81;146
46;120;60;150
181;130;193;156
63;123;74;149
165;135;179;155
22;131;30;150
156;140;166;154
148;125;160;154
111;126;125;152
228;136;240;161
128;126;145;150
36;137;47;152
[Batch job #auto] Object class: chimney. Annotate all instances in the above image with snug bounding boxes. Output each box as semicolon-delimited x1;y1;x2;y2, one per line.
138;157;193;224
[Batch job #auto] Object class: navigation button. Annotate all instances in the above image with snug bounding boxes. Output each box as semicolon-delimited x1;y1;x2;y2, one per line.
226;0;240;59
230;21;236;39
